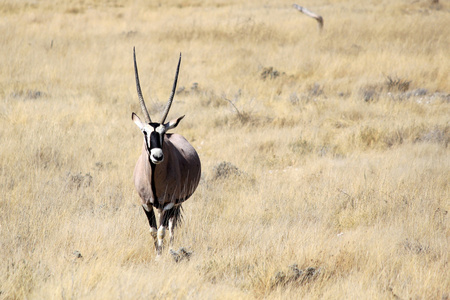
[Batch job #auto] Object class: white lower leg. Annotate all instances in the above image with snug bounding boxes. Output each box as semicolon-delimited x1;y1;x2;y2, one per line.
168;218;174;251
150;227;157;249
157;225;166;255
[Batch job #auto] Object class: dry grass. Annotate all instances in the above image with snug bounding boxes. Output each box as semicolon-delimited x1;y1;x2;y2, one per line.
1;0;449;299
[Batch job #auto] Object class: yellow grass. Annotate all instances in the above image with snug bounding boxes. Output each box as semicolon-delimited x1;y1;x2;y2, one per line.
1;0;449;299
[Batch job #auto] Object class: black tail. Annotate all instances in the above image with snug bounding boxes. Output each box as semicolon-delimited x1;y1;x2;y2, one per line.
161;205;184;228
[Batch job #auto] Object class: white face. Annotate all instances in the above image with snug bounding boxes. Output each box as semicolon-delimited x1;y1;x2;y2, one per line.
132;113;185;165
141;123;166;165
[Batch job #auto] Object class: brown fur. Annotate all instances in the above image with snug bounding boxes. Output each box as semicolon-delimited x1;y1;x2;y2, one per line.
133;133;201;209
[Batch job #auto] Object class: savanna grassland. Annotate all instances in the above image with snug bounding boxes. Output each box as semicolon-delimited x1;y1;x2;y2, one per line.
0;0;449;299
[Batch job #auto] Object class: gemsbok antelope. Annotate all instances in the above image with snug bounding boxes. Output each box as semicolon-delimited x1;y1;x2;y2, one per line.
131;48;201;257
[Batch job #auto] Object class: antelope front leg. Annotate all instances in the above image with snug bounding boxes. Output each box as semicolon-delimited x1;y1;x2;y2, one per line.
142;204;158;252
153;210;164;257
156;224;166;256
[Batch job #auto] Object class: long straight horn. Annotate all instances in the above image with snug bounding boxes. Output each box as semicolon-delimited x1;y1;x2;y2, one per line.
160;53;182;124
133;47;152;123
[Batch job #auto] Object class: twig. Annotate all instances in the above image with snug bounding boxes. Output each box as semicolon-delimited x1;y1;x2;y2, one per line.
293;4;324;30
223;97;243;118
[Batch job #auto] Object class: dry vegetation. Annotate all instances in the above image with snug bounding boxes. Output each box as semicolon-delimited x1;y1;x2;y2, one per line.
1;0;449;299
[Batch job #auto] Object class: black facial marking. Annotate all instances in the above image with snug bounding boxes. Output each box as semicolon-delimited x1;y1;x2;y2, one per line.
143;131;150;150
143;123;165;152
150;131;162;149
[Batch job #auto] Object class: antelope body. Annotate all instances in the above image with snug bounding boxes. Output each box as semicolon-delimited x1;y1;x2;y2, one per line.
131;48;201;257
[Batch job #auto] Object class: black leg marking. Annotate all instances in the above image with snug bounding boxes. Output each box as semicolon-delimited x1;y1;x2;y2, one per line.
142;206;157;229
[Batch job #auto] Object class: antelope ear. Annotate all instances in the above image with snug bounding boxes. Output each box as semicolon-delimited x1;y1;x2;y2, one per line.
132;113;145;130
165;115;185;131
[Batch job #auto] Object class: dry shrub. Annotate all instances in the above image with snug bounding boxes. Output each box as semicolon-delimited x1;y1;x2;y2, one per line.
289;138;314;155
360;84;383;102
33;146;61;169
66;172;93;190
416;125;449;147
270;265;321;289
260;67;284;80
385;76;411;92
210;161;248;181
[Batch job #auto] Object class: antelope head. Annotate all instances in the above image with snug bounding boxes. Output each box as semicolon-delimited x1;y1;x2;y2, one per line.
131;48;184;165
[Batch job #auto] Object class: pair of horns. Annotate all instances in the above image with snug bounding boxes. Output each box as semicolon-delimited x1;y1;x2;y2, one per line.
133;47;181;124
